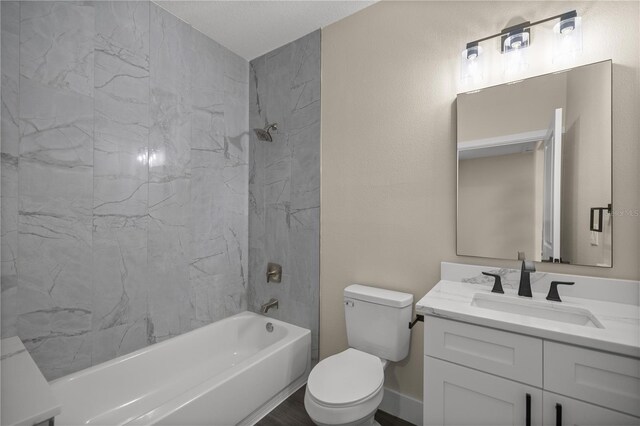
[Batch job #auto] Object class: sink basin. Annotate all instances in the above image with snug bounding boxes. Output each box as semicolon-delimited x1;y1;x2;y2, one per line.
471;293;605;328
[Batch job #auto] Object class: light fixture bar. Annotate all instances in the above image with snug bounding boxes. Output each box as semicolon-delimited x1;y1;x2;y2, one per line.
465;10;577;48
460;9;581;84
528;11;576;29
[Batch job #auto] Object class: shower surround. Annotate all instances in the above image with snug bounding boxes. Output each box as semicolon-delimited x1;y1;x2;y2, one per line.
248;30;321;363
0;1;249;380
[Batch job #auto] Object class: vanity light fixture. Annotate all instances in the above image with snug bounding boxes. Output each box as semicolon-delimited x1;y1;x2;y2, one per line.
461;42;484;84
499;22;532;76
460;10;582;82
553;11;583;63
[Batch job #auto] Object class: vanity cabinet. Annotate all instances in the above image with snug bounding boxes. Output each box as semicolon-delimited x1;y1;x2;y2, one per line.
423;317;640;426
425;356;542;425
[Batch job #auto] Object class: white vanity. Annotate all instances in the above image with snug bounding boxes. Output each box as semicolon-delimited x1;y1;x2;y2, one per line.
416;262;640;426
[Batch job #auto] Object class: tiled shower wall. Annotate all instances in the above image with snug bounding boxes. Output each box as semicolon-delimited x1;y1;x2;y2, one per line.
0;1;249;380
248;30;321;362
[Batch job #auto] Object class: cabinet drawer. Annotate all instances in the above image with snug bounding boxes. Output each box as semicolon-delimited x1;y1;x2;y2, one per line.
425;316;542;386
544;342;640;417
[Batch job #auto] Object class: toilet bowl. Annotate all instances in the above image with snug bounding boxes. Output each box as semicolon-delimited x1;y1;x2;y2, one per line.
304;285;413;426
305;349;386;426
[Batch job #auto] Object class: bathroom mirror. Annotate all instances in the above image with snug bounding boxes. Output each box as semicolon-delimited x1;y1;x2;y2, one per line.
457;60;612;267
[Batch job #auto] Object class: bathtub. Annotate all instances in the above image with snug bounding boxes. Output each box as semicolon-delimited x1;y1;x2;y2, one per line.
50;312;311;425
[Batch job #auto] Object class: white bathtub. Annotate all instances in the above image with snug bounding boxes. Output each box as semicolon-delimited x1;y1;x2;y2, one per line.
50;312;311;425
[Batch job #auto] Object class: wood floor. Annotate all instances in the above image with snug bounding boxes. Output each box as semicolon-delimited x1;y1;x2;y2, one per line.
257;386;415;426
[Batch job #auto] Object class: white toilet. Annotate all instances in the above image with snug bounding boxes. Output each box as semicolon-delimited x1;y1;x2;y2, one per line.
304;284;413;426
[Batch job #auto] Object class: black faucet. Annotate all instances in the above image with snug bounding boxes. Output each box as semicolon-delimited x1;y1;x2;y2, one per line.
518;260;536;297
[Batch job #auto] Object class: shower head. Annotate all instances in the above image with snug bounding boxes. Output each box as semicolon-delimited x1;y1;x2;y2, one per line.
253;123;278;142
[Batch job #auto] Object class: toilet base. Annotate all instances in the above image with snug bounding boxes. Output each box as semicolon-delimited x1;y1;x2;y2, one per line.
308;411;379;426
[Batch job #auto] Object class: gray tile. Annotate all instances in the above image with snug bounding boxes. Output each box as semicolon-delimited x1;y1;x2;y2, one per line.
17;80;94;305
20;1;94;97
95;1;150;60
92;217;148;331
1;1;20;338
248;30;320;362
15;1;95;380
18;313;92;380
147;3;193;342
92;1;150;339
90;318;147;365
17;77;94;380
1;1;19;158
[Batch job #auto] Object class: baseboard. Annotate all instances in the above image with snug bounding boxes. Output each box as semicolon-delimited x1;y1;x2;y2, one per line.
379;387;423;426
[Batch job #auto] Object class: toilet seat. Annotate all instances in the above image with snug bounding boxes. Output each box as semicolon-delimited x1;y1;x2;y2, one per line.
307;348;384;408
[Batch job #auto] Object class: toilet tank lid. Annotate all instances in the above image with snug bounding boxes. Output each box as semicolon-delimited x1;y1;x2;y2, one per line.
344;284;413;308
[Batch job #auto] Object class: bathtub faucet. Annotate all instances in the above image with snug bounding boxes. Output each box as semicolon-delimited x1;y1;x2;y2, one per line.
261;298;279;314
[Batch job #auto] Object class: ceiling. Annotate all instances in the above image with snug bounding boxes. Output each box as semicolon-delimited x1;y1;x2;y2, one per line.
155;1;376;61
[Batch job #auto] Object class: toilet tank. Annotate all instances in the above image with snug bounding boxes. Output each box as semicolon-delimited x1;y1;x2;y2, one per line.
344;284;413;362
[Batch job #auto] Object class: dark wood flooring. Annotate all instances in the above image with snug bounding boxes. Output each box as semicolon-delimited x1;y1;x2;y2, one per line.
257;385;415;426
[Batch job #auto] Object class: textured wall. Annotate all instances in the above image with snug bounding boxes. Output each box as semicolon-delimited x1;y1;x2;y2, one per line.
0;1;249;380
248;30;321;363
321;0;639;400
458;152;538;260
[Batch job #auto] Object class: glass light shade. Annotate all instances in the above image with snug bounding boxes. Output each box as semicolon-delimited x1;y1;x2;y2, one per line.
553;16;582;63
504;46;529;77
460;45;484;84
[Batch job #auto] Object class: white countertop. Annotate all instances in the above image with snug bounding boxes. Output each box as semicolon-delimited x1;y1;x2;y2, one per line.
416;280;640;358
1;337;61;426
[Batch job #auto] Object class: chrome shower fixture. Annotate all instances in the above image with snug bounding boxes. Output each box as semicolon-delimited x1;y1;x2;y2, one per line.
253;123;278;142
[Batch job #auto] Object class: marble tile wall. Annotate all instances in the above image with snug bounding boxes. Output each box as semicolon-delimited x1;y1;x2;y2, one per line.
17;0;96;379
1;1;20;339
91;0;150;365
248;30;321;363
0;1;249;379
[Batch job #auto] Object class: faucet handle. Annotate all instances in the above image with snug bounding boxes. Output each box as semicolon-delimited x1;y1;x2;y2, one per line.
266;262;282;283
482;272;504;294
546;281;574;302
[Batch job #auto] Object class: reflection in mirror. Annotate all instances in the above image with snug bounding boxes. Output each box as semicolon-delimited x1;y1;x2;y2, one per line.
457;60;612;267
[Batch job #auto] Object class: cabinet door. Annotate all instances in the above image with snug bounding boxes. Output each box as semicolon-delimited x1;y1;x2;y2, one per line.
425;356;542;426
544;341;640;418
543;392;640;426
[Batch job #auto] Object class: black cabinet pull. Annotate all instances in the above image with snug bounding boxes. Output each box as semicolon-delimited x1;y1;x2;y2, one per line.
526;393;531;426
555;403;562;426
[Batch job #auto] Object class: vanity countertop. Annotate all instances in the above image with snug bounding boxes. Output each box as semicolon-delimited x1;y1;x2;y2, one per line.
416;280;640;358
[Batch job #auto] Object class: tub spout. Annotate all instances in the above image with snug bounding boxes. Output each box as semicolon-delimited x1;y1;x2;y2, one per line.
261;298;279;314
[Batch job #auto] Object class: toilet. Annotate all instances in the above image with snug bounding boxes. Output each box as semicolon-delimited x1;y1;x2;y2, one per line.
304;284;413;426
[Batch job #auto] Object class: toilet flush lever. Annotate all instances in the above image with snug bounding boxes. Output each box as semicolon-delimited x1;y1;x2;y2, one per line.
409;314;424;329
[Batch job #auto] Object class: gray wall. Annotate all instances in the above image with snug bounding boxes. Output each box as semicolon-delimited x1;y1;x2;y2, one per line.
248;30;321;363
0;1;249;380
